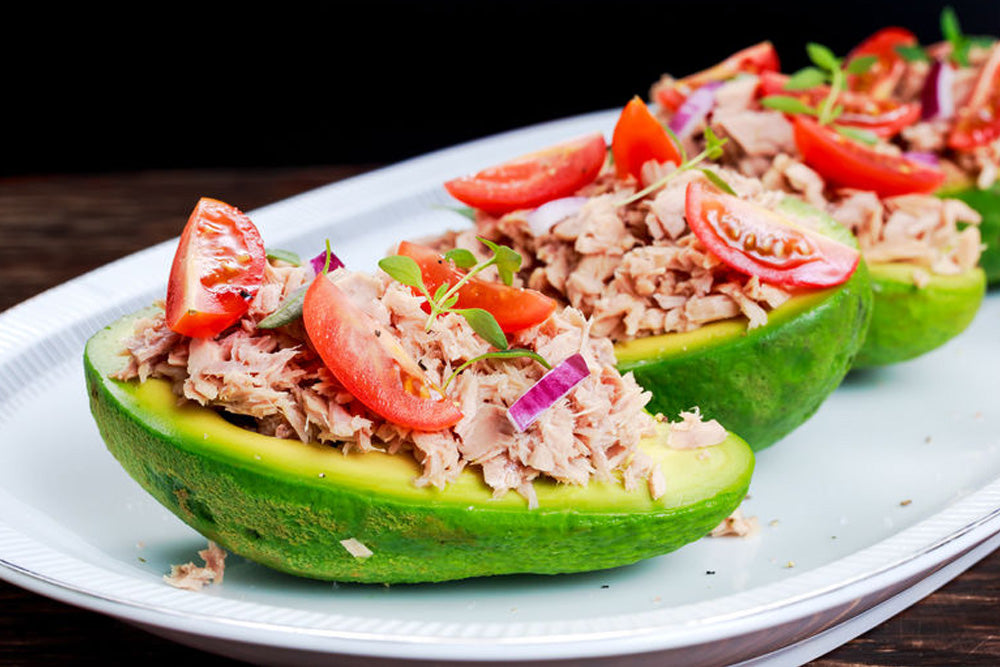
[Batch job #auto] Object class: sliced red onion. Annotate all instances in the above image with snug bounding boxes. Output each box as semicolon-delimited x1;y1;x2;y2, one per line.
310;248;345;275
920;59;955;121
506;353;589;432
524;196;588;236
668;81;723;138
903;151;941;167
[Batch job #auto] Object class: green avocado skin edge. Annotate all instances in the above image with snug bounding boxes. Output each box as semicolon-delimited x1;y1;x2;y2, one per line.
853;263;986;368
84;313;754;584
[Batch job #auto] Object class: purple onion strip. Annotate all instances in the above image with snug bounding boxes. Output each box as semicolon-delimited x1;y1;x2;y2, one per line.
310;249;345;275
506;353;590;432
668;81;723;138
920;59;955;121
903;151;941;167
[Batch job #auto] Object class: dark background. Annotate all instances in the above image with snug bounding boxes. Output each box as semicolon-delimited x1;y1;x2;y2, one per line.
5;1;999;177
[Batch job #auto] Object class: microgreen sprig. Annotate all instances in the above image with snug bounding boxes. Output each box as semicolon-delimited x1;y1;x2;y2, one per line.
378;239;551;389
619;125;729;206
760;42;880;146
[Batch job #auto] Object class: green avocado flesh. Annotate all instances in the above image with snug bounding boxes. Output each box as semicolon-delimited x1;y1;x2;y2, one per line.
615;197;873;452
939;183;1000;285
85;311;754;584
852;262;986;368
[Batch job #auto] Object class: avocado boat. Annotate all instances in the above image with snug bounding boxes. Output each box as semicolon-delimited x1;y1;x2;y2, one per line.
614;196;871;450
86;309;755;584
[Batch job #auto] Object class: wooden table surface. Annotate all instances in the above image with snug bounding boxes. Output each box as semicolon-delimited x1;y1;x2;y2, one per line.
2;166;999;666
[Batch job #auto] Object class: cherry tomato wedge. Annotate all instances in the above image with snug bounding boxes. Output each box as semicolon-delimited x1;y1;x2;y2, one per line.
685;180;859;288
654;41;780;112
845;27;918;99
443;133;606;215
792;115;946;197
395;241;557;333
165;197;266;338
759;71;921;138
948;43;1000;150
302;273;463;431
612;96;683;181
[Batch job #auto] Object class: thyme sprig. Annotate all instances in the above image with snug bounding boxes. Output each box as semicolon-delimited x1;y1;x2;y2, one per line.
619;125;729;206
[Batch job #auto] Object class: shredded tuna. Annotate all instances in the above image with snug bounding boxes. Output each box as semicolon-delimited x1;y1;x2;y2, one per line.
666;408;728;450
117;262;661;505
164;541;227;591
709;508;760;538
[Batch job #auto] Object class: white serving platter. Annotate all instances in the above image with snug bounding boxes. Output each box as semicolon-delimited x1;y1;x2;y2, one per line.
0;109;998;666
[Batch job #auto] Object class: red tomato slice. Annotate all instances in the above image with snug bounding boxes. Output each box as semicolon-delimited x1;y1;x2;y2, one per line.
685;180;859;288
759;71;921;138
654;42;780;112
165;197;266;338
792;115;946;197
948;43;1000;150
611;96;683;181
302;273;463;431
845;27;918;99
396;241;557;333
444;133;606;215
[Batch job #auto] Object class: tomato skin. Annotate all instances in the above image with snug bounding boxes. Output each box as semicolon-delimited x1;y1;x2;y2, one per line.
396;241;556;333
685;180;859;288
611;96;682;181
443;133;606;215
948;43;1000;150
759;71;921;138
165;197;266;338
792;116;946;197
302;273;463;431
655;41;780;111
846;27;918;99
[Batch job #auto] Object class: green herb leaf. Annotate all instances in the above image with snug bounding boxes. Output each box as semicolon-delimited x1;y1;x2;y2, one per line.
442;294;460;310
459;308;508;350
895;44;930;62
265;248;302;266
378;255;425;289
442;348;551;390
432;204;477;222
702;125;727;160
845;54;878;75
760;95;819;115
478;237;522;285
257;285;308;329
662;124;689;163
833;124;880;146
433;282;450;303
700;169;738;195
783;66;828;90
941;6;970;66
806;42;841;72
444;247;477;269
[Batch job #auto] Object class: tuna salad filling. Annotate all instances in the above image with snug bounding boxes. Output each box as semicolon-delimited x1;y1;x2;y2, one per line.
650;69;985;280
114;257;723;507
427;162;830;343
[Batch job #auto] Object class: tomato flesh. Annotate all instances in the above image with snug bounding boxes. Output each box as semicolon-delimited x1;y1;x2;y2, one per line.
655;41;780;112
759;71;920;138
612;96;682;181
846;27;918;99
396;241;556;333
685;180;859;288
792;116;946;197
165;197;266;338
444;133;606;215
948;43;1000;150
303;273;463;431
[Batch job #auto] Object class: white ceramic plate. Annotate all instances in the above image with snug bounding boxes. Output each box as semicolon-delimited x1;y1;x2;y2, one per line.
1;110;999;667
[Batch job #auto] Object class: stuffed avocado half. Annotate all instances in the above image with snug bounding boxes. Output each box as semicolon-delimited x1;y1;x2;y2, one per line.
86;309;754;584
85;198;756;585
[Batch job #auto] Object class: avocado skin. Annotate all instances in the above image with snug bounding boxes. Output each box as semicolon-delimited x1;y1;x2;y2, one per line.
617;261;872;452
940;183;1000;285
85;312;754;584
853;263;986;368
